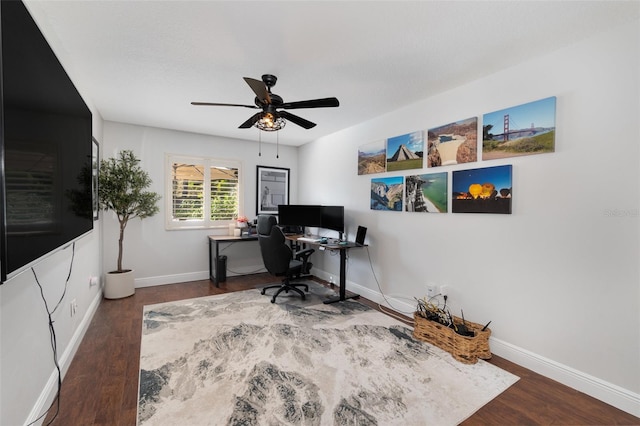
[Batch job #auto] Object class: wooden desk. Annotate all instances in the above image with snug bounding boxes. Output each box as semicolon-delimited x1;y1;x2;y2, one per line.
287;235;365;304
208;234;258;287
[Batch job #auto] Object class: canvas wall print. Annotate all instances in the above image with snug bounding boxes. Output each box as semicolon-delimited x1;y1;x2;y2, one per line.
452;165;512;214
427;117;478;168
482;96;556;160
386;131;423;172
405;172;448;213
371;176;403;211
358;140;386;175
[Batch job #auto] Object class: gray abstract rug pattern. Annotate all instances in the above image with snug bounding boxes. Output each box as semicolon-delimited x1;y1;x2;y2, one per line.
137;283;518;425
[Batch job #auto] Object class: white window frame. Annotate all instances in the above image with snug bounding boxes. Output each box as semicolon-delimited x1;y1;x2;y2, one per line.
165;153;243;230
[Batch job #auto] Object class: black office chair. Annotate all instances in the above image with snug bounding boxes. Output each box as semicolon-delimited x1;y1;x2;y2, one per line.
257;215;314;303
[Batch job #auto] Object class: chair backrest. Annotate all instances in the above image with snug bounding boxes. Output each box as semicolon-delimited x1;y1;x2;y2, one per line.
257;215;292;276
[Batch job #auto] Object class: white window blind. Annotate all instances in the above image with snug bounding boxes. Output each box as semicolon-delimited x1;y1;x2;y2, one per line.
166;154;241;230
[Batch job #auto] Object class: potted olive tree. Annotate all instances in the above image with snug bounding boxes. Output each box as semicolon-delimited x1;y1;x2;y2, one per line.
99;150;160;299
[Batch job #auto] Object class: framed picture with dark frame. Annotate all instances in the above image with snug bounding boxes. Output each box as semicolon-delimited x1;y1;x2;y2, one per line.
92;137;99;220
256;165;290;215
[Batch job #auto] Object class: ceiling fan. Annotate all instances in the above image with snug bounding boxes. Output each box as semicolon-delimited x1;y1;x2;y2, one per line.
191;74;339;131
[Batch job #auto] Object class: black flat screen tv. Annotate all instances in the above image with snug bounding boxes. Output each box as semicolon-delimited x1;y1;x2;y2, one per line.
0;0;93;283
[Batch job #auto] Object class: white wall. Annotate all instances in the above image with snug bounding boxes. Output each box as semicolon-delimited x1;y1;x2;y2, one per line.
299;21;640;415
101;123;299;286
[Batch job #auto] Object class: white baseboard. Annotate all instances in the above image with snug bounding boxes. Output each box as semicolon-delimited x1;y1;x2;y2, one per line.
26;290;102;426
134;266;267;289
338;276;640;418
135;271;209;288
489;338;640;418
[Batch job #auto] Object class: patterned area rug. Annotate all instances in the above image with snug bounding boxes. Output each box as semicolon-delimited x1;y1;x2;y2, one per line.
137;282;518;425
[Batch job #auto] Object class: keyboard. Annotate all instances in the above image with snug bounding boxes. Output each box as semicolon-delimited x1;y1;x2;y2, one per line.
297;237;323;243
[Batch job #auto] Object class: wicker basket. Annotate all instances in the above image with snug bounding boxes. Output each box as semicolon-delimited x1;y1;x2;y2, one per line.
412;313;491;364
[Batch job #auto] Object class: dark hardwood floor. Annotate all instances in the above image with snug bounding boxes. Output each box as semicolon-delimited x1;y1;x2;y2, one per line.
43;274;639;425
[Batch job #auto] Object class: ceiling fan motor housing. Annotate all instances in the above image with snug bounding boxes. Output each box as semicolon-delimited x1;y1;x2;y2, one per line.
262;74;278;89
255;93;283;108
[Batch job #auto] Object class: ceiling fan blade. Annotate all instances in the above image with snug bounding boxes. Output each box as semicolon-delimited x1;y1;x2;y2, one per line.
191;102;259;109
238;112;262;129
281;97;339;110
243;77;271;104
280;111;316;129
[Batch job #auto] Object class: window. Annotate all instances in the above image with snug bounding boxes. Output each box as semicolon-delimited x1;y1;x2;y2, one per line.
166;154;241;230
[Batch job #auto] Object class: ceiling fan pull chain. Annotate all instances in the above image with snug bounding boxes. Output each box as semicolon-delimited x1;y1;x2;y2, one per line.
258;129;262;156
276;130;279;159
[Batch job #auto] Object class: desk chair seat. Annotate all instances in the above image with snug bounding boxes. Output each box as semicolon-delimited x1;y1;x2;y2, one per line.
257;215;314;303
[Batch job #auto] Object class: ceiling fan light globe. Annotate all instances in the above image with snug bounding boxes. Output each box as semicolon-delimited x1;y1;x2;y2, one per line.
256;115;286;132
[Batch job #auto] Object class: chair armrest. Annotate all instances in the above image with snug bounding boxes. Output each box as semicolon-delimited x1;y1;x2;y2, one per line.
294;248;315;261
293;248;314;275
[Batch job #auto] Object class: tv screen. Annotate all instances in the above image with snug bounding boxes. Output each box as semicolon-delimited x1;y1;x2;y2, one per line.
0;0;93;283
321;206;345;233
277;205;323;228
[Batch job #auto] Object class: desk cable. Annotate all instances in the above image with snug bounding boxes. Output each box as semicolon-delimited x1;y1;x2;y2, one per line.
324;243;414;326
364;246;415;327
27;242;76;426
219;242;267;275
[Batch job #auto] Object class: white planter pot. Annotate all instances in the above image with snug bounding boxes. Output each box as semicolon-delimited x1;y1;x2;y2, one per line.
104;270;135;299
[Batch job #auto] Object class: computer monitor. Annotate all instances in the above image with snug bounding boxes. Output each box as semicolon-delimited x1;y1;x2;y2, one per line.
320;206;345;234
277;205;323;228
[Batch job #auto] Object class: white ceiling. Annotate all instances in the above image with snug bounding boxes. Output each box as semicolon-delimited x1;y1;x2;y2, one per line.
24;1;640;147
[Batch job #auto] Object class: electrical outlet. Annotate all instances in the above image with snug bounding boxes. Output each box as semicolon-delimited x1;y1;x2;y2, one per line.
89;276;98;287
70;299;78;317
329;276;334;285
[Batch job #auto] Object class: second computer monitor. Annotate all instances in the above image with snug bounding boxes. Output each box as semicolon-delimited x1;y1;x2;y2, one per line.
320;206;344;233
